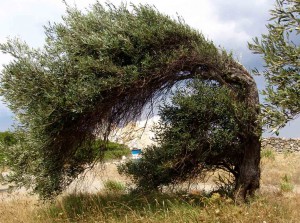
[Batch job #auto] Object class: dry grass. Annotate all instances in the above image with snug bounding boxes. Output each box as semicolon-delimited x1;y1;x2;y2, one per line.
0;196;37;223
2;191;299;223
1;152;300;223
261;151;300;192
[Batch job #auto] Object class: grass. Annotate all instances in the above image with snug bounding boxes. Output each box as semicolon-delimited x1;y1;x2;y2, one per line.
103;180;126;193
98;140;131;161
261;147;275;160
2;191;299;223
0;196;38;223
280;174;294;192
1;152;300;223
260;152;300;187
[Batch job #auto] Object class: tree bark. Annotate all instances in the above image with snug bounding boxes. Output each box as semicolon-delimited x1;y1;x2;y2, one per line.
227;64;261;202
235;134;261;202
194;62;261;202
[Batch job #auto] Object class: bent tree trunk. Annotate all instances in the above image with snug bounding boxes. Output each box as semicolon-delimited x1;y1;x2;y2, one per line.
195;62;261;201
225;65;261;201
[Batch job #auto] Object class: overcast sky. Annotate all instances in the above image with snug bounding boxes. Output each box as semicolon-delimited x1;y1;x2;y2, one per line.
0;0;299;137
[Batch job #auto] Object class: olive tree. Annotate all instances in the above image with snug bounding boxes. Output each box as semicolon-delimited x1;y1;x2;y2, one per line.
249;0;300;132
0;3;261;200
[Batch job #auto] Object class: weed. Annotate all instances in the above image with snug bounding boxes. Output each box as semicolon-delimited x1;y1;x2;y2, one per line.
261;148;275;160
280;174;294;192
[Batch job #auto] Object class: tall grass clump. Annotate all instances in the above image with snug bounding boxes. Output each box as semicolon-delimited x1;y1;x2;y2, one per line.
280;174;294;192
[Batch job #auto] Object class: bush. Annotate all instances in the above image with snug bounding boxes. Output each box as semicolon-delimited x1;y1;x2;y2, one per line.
120;81;253;192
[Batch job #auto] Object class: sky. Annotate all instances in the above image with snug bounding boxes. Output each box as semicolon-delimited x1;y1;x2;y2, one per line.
0;0;299;137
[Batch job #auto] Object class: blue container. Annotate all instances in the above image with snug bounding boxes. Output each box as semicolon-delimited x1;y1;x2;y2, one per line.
131;149;141;159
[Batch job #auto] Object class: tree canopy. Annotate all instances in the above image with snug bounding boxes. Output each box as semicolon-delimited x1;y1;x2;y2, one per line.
249;0;300;132
0;3;261;199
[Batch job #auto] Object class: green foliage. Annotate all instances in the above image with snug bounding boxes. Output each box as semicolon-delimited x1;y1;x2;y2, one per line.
0;131;17;146
0;131;17;166
2;137;128;193
249;0;300;131
120;81;253;191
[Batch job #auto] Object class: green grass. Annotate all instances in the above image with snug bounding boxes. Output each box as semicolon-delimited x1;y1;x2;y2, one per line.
87;140;131;161
103;141;131;161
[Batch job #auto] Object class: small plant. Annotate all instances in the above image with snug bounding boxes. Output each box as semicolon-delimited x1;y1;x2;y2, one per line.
261;148;275;160
103;180;126;193
280;174;294;192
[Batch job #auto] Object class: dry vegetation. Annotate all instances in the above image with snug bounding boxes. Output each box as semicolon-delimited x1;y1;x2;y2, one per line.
261;151;300;189
1;151;300;223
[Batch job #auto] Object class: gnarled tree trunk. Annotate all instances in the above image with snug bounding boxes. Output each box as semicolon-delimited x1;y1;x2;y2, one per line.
224;64;261;202
193;62;261;202
235;134;261;201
